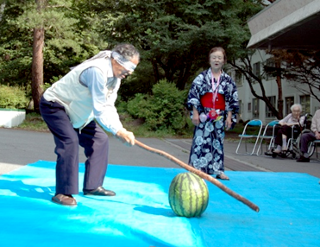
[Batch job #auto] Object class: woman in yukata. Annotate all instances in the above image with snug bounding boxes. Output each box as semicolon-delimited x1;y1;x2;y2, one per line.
187;47;239;180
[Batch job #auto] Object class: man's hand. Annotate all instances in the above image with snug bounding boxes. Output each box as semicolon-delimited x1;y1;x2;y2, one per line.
116;129;135;146
315;131;320;140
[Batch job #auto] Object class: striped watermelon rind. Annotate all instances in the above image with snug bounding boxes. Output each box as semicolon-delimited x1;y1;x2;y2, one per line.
168;172;209;217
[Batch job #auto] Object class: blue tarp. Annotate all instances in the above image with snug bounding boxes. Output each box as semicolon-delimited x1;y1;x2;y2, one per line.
0;161;319;247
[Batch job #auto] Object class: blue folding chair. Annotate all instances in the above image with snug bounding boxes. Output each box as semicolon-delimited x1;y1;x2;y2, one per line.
236;119;263;155
256;120;279;155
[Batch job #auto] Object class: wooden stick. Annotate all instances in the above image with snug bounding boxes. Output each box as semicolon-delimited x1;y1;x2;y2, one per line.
135;140;260;212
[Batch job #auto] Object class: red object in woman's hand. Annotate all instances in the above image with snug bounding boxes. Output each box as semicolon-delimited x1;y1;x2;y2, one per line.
208;110;218;120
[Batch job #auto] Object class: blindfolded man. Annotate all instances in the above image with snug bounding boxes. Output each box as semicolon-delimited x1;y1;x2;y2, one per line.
40;44;140;206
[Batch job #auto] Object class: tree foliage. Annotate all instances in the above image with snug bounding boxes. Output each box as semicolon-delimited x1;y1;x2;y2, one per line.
126;79;188;133
0;84;28;109
270;50;320;103
0;0;107;96
96;0;264;94
1;0;288;120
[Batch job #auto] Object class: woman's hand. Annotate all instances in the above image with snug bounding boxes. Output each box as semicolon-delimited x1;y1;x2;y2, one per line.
225;111;232;130
192;107;200;126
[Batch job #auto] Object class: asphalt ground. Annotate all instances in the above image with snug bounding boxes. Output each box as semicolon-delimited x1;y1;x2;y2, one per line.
1;128;320;178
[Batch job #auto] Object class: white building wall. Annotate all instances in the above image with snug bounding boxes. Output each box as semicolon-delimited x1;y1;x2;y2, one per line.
233;50;320;125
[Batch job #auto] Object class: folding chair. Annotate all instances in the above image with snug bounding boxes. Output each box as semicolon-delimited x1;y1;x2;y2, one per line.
256;120;279;155
235;119;263;155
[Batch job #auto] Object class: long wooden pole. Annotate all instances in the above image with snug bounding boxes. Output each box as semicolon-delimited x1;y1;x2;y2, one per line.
135;140;260;212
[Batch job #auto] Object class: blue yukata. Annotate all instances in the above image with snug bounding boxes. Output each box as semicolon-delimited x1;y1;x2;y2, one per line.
187;68;239;175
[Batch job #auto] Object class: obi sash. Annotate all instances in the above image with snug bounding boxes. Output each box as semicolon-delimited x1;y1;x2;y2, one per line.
200;92;225;110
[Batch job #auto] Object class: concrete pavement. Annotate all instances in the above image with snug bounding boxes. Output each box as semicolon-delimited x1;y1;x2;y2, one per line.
167;138;320;178
1;128;320;178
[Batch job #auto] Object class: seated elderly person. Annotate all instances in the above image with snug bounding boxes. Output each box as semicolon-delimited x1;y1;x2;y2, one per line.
273;103;305;154
297;109;320;162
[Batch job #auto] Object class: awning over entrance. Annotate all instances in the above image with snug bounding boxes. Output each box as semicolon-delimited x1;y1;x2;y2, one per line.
247;0;320;50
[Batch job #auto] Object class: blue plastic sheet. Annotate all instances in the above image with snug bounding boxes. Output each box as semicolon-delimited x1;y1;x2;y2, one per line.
0;161;320;247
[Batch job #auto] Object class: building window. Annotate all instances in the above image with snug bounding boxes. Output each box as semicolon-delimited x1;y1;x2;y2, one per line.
285;97;294;115
300;95;310;114
252;98;259;118
248;102;251;111
235;69;243;87
253;62;261;77
265;58;275;81
265;96;276;118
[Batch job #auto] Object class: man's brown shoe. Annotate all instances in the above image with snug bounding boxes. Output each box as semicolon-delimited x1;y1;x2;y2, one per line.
83;186;116;196
52;194;77;206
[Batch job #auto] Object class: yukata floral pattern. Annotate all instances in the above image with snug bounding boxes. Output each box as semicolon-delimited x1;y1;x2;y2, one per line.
187;68;239;175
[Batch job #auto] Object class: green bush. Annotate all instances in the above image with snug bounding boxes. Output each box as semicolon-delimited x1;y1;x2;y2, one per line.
0;85;28;109
127;79;189;133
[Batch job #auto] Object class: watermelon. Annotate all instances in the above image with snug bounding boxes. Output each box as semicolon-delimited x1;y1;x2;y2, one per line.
168;172;209;217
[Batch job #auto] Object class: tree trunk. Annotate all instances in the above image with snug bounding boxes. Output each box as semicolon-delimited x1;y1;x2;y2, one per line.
275;60;283;119
176;62;192;90
31;27;44;113
151;59;160;83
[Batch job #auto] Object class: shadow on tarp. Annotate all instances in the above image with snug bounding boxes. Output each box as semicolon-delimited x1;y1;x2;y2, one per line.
0;160;320;247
